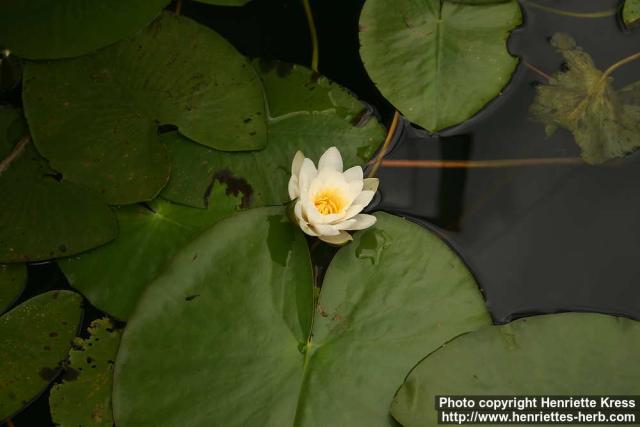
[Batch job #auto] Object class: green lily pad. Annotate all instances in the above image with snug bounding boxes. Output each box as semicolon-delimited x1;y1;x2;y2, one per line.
61;188;241;320
161;62;384;208
50;318;122;427
256;60;366;120
0;290;84;421
391;313;640;426
359;0;521;132
623;0;640;27
0;0;169;60
0;108;117;263
530;33;640;164
113;208;490;426
161;112;382;208
0;264;27;313
23;13;267;205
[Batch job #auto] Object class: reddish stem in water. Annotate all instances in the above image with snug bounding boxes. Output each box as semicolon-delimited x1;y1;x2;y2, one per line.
378;157;583;169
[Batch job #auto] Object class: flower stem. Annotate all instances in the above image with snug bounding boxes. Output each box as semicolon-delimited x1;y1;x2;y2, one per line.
367;111;401;178
600;51;640;82
521;0;618;18
523;60;552;81
302;0;319;72
378;157;583;169
0;134;30;176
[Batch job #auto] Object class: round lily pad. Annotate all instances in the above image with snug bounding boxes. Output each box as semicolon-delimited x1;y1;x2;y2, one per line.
0;108;117;263
0;264;27;314
0;0;169;59
623;0;640;27
61;188;241;320
161;62;385;208
50;318;122;427
23;13;267;205
113;208;489;426
0;291;84;421
359;0;522;132
391;313;640;426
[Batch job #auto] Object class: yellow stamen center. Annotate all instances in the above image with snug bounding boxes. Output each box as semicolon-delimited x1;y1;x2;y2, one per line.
313;189;346;215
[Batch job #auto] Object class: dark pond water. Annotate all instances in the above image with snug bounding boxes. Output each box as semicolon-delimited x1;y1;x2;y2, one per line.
5;0;640;425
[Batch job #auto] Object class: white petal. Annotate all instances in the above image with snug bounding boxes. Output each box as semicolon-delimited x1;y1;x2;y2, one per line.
295;202;318;236
288;176;299;200
336;214;377;231
319;231;353;246
343;203;365;220
291;150;305;177
345;190;375;216
352;190;375;207
343;166;363;183
346;180;364;201
363;177;379;192
318;147;343;172
310;223;340;236
343;190;376;219
299;221;319;237
298;158;318;193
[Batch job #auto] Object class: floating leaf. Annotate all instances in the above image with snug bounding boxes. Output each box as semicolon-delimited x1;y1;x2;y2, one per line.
23;13;267;205
359;0;521;132
0;108;117;263
391;313;640;426
0;291;84;421
0;264;27;313
530;33;640;164
161;62;384;208
60;188;241;320
113;208;490;426
256;60;365;120
0;0;169;60
623;0;640;27
50;318;122;427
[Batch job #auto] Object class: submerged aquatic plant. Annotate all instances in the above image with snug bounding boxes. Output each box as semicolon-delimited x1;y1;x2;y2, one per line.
530;33;640;164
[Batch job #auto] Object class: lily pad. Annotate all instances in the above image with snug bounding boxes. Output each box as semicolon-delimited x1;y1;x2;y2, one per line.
256;60;366;120
623;0;640;27
530;33;640;164
0;108;117;263
23;13;267;205
391;313;640;426
0;290;84;421
113;208;490;426
50;318;122;427
161;62;384;208
0;264;27;313
0;0;169;60
61;188;241;320
359;0;521;132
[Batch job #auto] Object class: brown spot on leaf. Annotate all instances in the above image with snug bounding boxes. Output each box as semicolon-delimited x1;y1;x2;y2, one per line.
63;367;80;381
210;169;253;209
39;367;57;382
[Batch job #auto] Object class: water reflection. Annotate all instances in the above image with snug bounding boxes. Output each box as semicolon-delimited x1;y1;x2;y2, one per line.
377;0;640;323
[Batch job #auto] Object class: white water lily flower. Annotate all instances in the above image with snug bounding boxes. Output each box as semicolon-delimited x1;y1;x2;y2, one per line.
288;147;378;245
